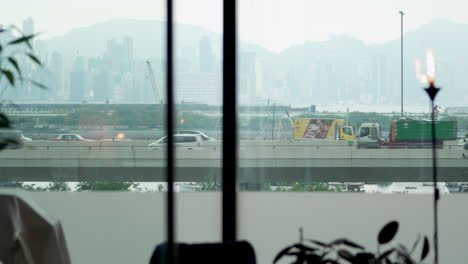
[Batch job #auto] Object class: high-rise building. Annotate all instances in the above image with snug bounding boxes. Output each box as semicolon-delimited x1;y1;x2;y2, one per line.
199;36;213;73
105;37;134;72
93;71;112;102
239;52;263;104
73;56;87;72
50;52;64;99
176;72;220;105
22;17;34;35
22;17;35;50
70;72;89;102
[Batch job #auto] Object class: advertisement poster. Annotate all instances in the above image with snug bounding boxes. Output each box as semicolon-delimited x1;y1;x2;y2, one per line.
294;119;344;139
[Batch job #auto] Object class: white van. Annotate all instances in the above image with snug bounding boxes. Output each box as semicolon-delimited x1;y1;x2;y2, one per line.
147;134;203;150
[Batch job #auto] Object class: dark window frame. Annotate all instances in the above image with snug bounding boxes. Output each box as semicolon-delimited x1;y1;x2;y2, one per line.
165;0;238;260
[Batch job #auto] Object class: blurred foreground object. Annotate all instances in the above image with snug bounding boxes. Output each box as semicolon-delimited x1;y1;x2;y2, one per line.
0;194;71;264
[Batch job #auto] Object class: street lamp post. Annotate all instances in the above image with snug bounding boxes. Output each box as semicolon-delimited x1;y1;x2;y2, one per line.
424;80;440;264
399;11;405;117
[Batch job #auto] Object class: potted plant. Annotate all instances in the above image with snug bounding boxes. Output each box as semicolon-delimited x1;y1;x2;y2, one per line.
274;221;430;264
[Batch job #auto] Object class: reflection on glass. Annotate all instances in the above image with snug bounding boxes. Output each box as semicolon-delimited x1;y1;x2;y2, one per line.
236;1;468;194
2;4;169;192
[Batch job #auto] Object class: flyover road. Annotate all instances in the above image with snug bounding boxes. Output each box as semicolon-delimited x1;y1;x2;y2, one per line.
0;141;467;183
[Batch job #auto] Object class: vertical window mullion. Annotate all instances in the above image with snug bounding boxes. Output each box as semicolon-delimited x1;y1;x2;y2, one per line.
222;0;238;242
166;0;175;261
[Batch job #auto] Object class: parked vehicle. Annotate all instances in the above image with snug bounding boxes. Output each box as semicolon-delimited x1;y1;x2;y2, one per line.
147;134;203;150
293;118;354;141
49;134;93;141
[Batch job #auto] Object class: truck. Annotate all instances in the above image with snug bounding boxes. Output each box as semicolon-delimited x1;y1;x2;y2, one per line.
293;118;355;141
357;118;457;148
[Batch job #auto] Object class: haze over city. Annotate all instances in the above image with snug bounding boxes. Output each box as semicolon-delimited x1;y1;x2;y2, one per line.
3;0;468;112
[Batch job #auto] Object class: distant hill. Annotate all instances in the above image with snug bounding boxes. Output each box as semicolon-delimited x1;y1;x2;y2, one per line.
44;18;468;106
44;19;274;60
267;18;468;105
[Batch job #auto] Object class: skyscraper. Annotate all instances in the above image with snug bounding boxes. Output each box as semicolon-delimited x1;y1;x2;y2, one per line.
199;36;213;73
105;37;134;72
70;57;89;102
50;52;64;99
93;71;112;102
70;72;88;102
22;17;34;38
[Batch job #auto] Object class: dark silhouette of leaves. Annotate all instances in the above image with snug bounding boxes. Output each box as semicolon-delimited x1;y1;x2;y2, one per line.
354;253;376;263
294;243;317;252
410;235;421;254
378;221;399;244
275;221;428;264
273;245;294;263
343;240;365;250
296;252;306;264
337;249;353;262
30;80;47;90
0;113;10;128
305;254;322;263
322;259;340;264
8;57;22;79
396;245;414;264
0;141;8;151
421;237;430;261
378;249;395;261
330;239;365;250
27;53;42;65
1;70;15;86
8;34;36;49
308;240;329;247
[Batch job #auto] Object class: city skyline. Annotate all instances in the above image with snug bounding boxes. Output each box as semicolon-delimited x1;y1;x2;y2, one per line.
5;0;468;52
3;16;468;112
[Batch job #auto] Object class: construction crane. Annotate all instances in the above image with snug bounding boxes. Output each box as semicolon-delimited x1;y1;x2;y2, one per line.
145;60;163;103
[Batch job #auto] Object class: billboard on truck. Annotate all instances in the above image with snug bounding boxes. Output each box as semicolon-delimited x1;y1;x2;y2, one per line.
293;119;345;139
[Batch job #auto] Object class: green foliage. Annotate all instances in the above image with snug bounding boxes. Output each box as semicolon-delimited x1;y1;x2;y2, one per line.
0;25;44;150
75;182;141;191
0;26;44;92
290;182;330;192
46;182;72;191
198;182;221;191
17;182;71;191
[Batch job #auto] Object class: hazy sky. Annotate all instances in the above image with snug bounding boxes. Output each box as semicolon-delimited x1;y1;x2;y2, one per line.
4;0;468;52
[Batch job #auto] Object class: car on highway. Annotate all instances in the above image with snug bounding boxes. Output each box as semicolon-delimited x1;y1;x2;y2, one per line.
49;134;93;141
174;130;215;141
0;130;32;149
147;134;203;150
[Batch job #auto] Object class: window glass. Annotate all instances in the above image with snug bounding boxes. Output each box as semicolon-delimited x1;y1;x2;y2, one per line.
237;0;468;194
343;127;353;135
238;1;468;263
2;1;167;263
173;0;222;243
360;127;370;137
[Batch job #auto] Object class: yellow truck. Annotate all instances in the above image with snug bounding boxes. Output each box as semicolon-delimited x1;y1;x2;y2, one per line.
293;118;355;140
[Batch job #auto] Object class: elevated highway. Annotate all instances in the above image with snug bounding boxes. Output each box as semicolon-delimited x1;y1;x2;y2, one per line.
0;140;467;183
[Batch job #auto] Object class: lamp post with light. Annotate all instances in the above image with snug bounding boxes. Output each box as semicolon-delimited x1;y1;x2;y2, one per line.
424;53;440;264
399;11;405;116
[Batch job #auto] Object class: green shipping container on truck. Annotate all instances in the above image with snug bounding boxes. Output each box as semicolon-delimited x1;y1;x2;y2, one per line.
391;120;457;142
